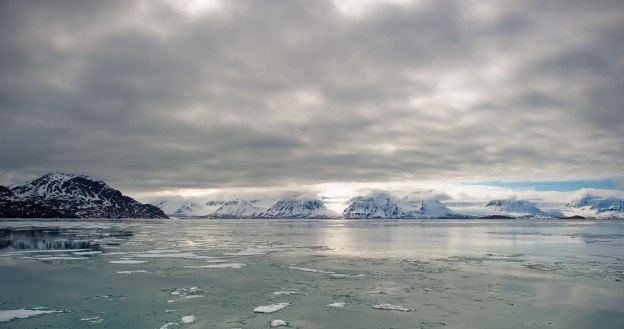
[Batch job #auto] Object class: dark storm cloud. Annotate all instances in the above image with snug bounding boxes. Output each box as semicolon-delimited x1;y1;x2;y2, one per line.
0;0;622;193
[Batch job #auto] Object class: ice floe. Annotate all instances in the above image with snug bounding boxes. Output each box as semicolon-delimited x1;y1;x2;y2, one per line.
80;316;103;324
73;251;102;256
272;290;298;296
35;256;88;260
253;303;290;313
326;302;346;308
181;315;195;323
270;319;288;327
159;322;179;329
109;259;147;264
287;266;335;274
184;263;246;269
0;308;63;322
328;273;366;278
371;303;415;312
135;252;218;260
116;270;149;274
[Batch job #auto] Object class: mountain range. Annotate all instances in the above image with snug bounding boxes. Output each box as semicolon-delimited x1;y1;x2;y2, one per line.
1;172;623;219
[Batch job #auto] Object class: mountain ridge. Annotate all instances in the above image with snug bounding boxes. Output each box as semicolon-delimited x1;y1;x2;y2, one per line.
1;172;167;219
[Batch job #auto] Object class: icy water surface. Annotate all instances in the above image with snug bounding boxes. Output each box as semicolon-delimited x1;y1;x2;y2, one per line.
0;219;623;328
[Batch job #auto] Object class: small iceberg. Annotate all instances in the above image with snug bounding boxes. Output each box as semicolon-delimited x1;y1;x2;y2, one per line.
270;319;288;327
181;315;195;323
253;303;290;313
326;302;346;308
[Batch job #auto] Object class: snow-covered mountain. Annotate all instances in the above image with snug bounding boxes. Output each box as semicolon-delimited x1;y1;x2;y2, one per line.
153;194;337;218
263;195;337;218
1;172;167;219
154;199;213;217
483;199;547;217
342;192;454;219
210;199;269;218
565;196;624;218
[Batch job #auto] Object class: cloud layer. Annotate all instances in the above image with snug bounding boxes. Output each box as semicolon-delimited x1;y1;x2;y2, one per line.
1;0;622;195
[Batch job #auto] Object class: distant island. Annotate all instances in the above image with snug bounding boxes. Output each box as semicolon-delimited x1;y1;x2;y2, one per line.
1;173;623;219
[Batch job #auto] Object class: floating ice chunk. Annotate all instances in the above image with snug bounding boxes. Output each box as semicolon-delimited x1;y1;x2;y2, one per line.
253;303;290;313
181;315;195;323
80;316;103;323
328;273;366;278
135;252;217;260
0;309;62;322
272;290;298;296
326;302;346;308
287;266;335;274
36;256;88;260
167;295;204;303
270;319;287;327
73;251;102;256
371;303;414;312
184;263;246;269
159;322;180;329
109;259;147;264
116;270;149;274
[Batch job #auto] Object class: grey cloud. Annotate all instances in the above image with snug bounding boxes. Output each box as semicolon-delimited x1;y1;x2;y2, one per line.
0;0;623;194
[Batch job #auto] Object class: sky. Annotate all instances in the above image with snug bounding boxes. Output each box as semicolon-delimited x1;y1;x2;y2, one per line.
0;0;622;203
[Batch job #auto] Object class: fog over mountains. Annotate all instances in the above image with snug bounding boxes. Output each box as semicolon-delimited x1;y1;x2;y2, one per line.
1;173;623;219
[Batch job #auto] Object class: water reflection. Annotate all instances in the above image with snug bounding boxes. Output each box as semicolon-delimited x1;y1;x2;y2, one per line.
0;228;133;251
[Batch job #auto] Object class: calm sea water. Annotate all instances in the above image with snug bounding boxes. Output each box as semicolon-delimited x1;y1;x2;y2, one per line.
0;219;623;328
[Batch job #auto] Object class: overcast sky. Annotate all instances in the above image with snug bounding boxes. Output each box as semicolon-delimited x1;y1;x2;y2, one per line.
0;0;622;200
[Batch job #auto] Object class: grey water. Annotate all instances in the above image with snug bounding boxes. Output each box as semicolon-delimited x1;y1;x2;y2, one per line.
0;219;623;328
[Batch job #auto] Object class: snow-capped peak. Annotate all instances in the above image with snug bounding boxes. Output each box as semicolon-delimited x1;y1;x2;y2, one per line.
342;192;454;218
483;199;546;217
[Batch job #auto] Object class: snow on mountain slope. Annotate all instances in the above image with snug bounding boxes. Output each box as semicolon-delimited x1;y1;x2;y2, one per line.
154;199;212;217
483;200;547;217
564;196;624;218
211;199;269;218
6;172;166;219
264;194;337;218
342;192;454;218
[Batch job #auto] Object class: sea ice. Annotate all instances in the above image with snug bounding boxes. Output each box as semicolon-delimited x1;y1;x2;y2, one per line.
253;303;290;313
0;309;62;322
272;290;298;296
270;319;287;327
73;251;102;256
326;302;346;308
80;316;103;323
223;248;267;256
328;273;366;278
287;266;335;274
116;270;149;274
109;259;147;264
371;303;415;312
159;322;179;329
181;315;195;323
134;252;218;260
35;256;88;260
184;263;246;269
